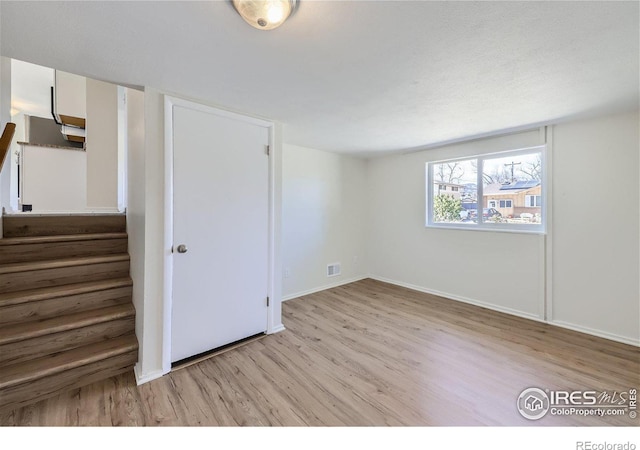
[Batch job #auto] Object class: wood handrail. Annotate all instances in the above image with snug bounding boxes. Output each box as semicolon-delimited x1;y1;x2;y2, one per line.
0;122;16;173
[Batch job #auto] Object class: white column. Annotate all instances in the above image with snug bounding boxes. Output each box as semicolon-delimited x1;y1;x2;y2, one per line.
0;57;13;219
86;78;119;210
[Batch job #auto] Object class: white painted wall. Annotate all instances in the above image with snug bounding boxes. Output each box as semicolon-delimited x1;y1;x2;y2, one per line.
117;86;127;212
362;115;639;345
20;144;87;212
54;70;86;120
366;130;546;320
551;111;639;344
139;87;164;381
125;88;146;378
0;57;12;220
9;112;24;212
282;144;369;299
86;78;118;210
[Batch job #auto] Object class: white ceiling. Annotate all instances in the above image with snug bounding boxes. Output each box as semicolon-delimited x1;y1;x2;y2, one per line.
1;1;638;156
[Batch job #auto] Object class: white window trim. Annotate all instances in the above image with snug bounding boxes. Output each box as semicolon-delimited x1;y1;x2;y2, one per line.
426;145;547;234
499;199;513;208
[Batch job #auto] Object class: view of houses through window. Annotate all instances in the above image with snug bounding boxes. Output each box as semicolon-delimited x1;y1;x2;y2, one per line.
428;147;544;231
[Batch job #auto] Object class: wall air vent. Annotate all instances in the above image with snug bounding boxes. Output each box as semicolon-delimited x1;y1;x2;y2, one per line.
327;263;341;277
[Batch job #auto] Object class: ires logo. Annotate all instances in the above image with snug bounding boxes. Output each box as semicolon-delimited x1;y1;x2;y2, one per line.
517;387;637;421
549;390;599;406
517;388;550;420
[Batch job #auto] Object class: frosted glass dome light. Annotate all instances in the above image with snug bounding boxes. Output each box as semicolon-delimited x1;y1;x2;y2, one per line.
232;0;297;30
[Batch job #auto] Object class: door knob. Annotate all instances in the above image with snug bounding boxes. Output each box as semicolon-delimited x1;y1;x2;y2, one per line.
176;244;188;254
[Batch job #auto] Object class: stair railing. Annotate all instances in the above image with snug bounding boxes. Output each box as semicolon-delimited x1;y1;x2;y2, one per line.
0;122;16;173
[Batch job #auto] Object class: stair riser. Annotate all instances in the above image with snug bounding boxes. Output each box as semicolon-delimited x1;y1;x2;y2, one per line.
0;239;128;264
0;320;135;366
3;215;126;238
0;351;137;412
0;286;132;325
0;261;130;294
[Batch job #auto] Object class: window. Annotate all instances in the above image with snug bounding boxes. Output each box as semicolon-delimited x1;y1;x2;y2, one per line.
426;146;545;233
525;195;542;207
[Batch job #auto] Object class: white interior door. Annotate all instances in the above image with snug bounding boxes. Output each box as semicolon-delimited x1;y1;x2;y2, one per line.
171;103;269;363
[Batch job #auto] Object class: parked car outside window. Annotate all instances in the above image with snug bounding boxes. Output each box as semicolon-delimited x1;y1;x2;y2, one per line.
464;208;502;221
483;208;502;219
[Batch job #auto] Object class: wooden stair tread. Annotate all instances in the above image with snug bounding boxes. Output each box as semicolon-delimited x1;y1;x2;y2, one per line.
0;277;132;308
0;303;135;345
0;254;130;275
0;232;127;246
2;213;125;218
0;334;138;390
0;214;138;410
2;214;126;238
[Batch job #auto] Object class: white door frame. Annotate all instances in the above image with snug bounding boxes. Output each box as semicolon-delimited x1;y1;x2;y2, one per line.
162;95;276;374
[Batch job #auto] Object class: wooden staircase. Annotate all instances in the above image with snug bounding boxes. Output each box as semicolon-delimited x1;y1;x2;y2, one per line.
0;214;138;412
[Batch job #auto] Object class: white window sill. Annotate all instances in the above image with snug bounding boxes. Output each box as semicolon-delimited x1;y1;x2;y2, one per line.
425;222;546;235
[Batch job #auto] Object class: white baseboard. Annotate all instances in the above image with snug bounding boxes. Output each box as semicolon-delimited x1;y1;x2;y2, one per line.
269;324;286;334
550;320;639;347
282;275;369;302
369;275;545;323
370;275;639;347
134;364;165;386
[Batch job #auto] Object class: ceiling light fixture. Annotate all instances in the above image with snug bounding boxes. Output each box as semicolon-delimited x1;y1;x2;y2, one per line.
232;0;297;31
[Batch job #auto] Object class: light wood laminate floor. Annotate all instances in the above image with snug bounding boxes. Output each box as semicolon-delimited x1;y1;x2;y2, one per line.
1;279;638;426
